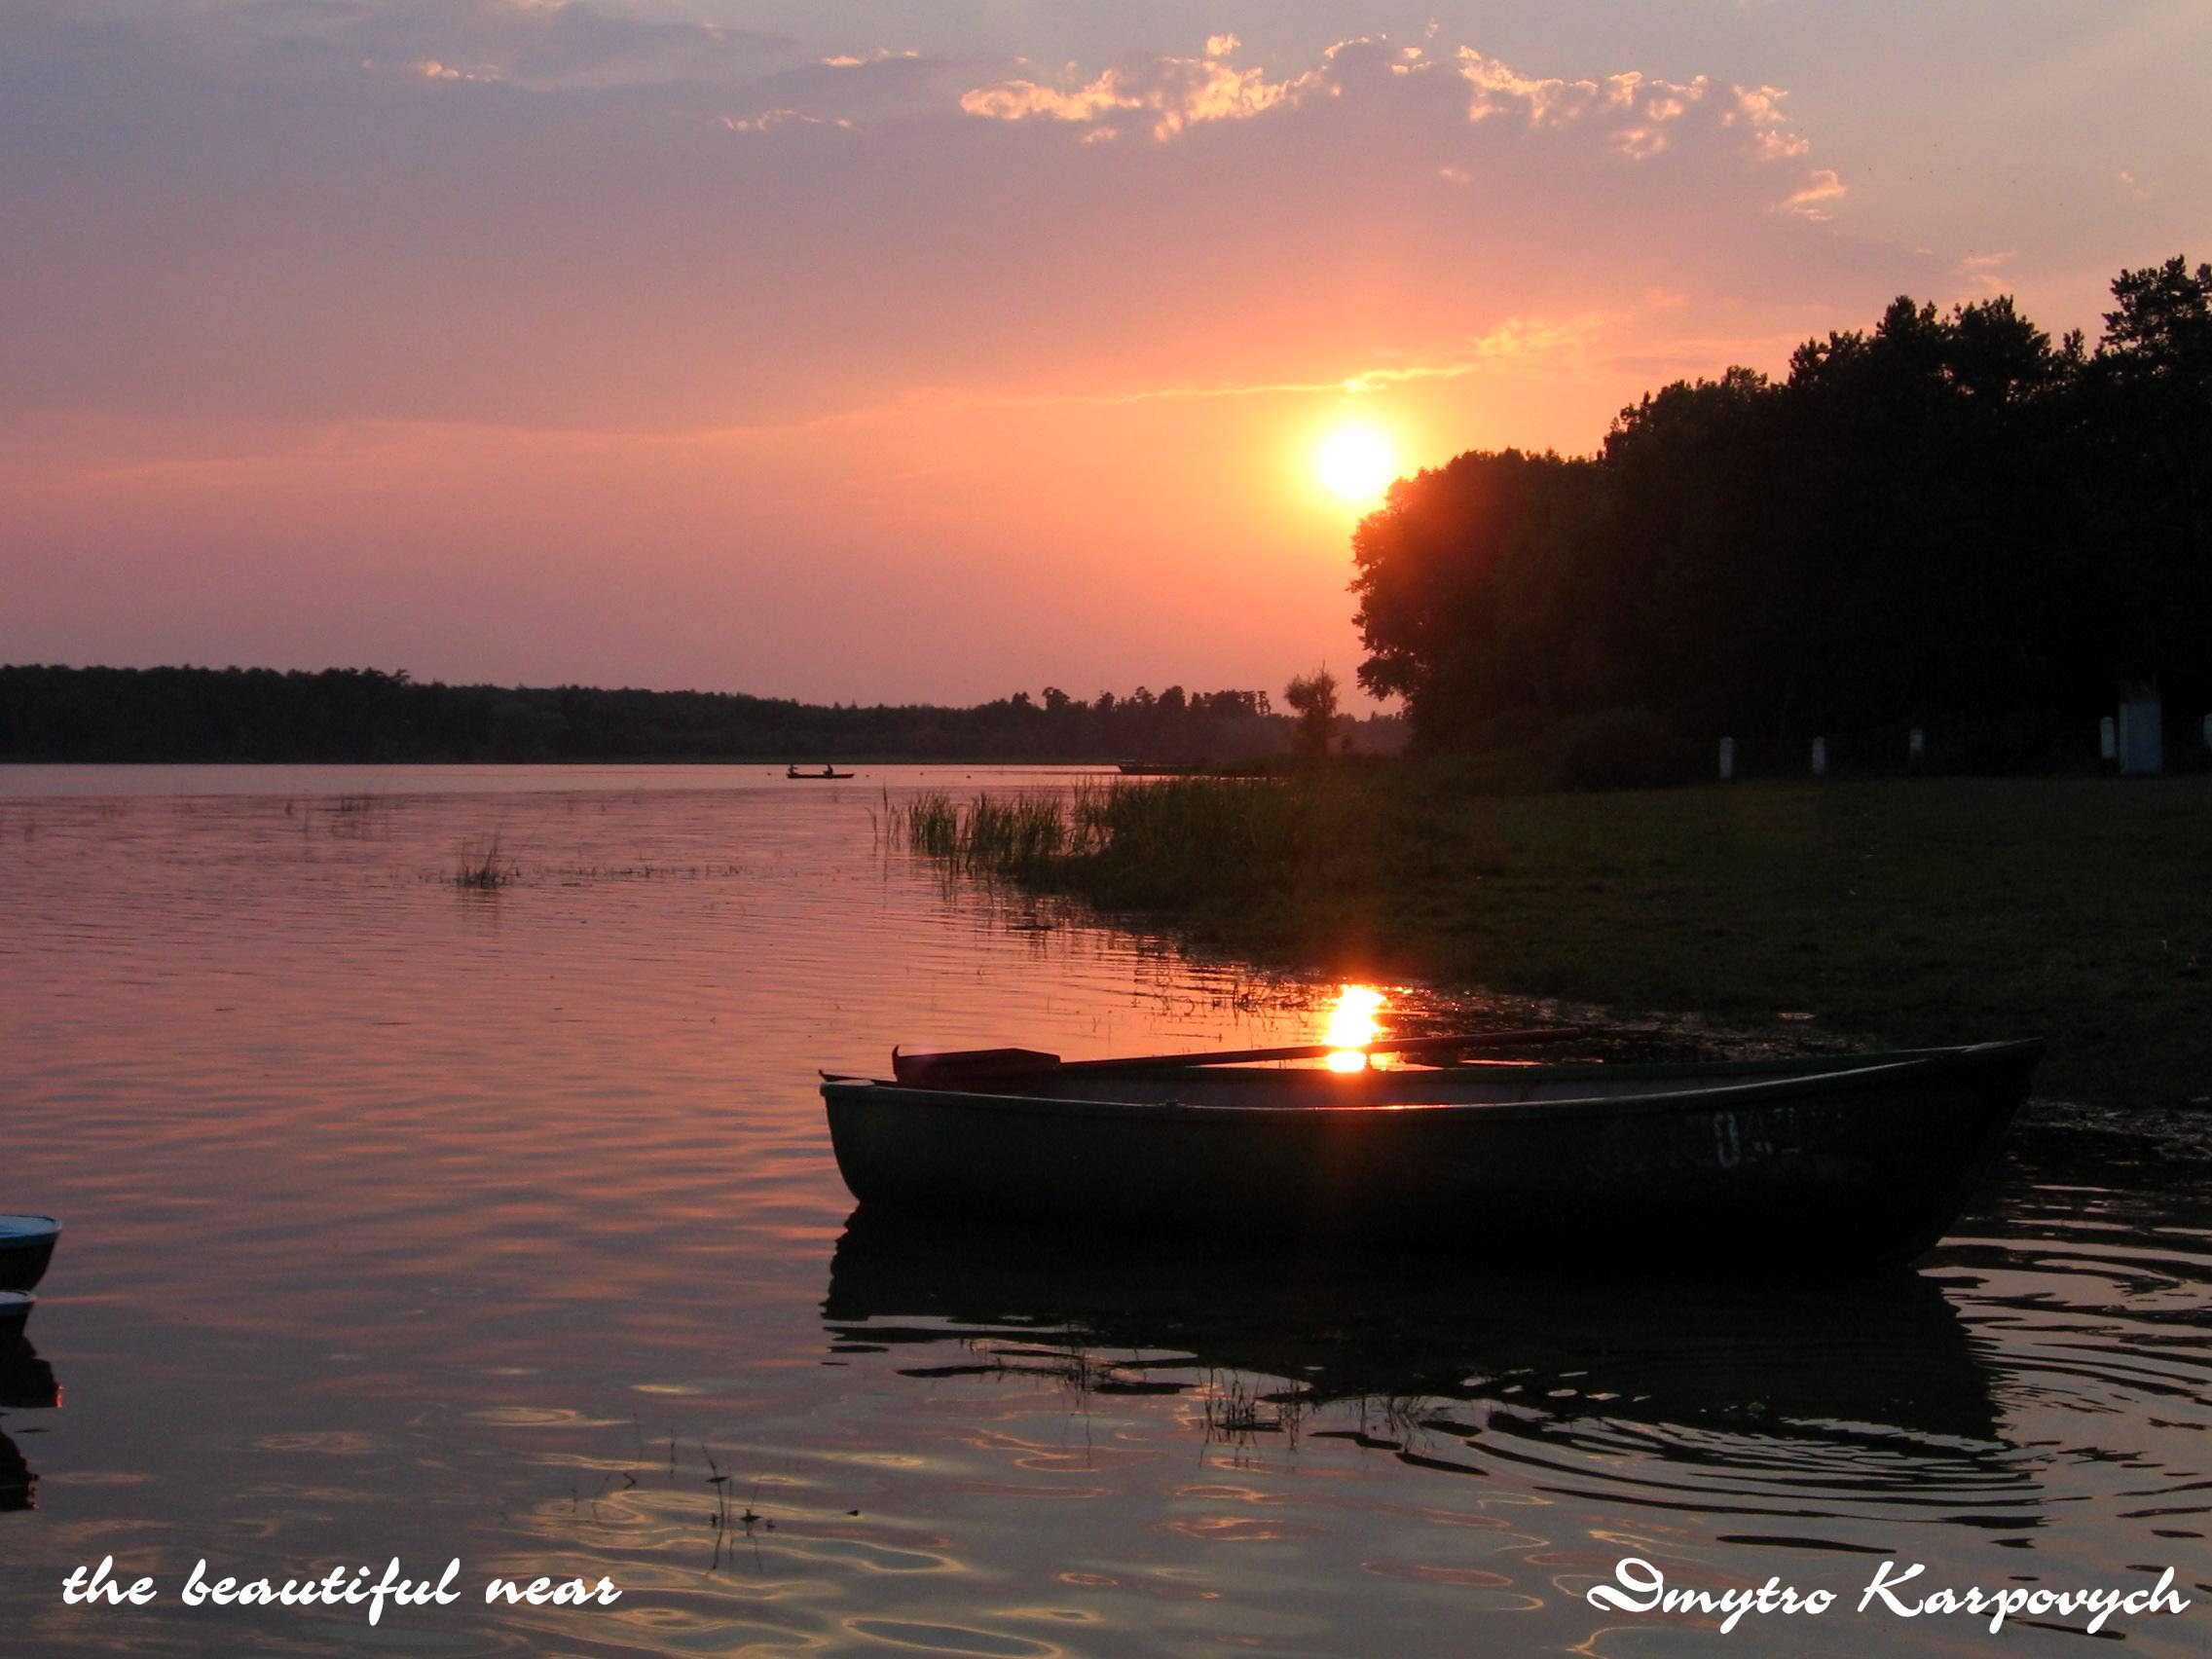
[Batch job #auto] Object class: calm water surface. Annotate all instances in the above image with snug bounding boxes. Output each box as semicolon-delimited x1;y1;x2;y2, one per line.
1;765;2205;1656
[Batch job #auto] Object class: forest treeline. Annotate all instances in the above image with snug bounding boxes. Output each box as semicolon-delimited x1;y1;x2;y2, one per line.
1352;257;2212;773
0;664;1407;763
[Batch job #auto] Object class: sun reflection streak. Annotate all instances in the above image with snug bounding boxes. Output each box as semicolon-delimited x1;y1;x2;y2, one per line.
1322;985;1385;1072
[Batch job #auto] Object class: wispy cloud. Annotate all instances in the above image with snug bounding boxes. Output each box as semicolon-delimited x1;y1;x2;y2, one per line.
837;315;1612;419
1959;249;2018;292
1779;168;1848;220
268;0;796;91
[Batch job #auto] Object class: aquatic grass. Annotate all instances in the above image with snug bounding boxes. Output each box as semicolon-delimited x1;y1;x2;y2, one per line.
429;859;743;887
1200;1370;1309;1456
321;791;397;838
885;778;1364;937
899;791;962;860
453;832;516;891
887;789;1093;877
961;793;1077;871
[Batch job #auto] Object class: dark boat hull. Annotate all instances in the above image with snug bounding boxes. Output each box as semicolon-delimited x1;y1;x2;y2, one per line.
0;1223;57;1295
821;1043;2039;1268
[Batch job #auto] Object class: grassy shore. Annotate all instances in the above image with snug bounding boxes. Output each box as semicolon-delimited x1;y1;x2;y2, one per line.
907;771;2210;1110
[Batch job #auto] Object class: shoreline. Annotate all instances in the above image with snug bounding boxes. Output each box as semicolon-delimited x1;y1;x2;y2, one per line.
943;768;2212;1114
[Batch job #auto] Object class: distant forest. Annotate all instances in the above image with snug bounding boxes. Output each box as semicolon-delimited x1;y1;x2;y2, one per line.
1353;257;2212;772
0;665;1404;764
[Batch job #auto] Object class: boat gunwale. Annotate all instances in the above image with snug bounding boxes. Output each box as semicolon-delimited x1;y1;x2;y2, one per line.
821;1039;2043;1125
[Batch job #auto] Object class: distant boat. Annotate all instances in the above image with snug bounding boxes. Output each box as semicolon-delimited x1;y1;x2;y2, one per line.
819;1041;2040;1269
1116;760;1208;775
0;1219;56;1295
786;765;854;780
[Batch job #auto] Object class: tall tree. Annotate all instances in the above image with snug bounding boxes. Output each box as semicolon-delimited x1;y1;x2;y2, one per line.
1283;669;1341;759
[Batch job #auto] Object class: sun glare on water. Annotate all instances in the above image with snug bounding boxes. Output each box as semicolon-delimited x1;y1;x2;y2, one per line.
1316;425;1396;507
1323;984;1386;1072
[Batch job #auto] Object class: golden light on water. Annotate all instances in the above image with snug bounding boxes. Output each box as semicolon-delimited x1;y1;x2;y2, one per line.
1316;424;1396;506
1323;984;1386;1072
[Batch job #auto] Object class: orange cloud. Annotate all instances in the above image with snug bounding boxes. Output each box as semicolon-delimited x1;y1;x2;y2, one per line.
1456;55;1712;133
960;38;1318;141
1726;85;1812;159
962;37;1795;183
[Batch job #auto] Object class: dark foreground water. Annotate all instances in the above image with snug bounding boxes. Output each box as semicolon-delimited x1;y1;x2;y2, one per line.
0;765;2205;1657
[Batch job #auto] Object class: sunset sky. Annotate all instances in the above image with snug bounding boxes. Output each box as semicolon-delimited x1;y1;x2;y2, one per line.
5;1;2206;706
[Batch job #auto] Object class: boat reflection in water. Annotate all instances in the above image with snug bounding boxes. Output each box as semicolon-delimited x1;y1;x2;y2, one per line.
825;1210;2034;1525
0;1329;60;1512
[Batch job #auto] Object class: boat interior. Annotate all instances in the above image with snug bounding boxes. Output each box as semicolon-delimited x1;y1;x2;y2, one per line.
874;1048;1966;1108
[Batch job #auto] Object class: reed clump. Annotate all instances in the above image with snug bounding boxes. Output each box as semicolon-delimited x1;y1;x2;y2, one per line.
886;776;1360;930
964;793;1080;870
888;790;1096;878
899;792;962;860
453;832;516;890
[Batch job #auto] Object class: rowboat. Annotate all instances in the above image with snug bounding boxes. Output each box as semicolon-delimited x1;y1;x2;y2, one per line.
819;1040;2039;1268
787;765;854;780
0;1218;57;1294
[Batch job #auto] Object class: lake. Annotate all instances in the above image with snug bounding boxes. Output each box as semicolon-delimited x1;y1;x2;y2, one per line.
1;765;2205;1656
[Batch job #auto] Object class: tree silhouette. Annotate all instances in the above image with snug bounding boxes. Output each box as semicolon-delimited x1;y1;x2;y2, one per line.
1284;669;1340;760
1347;258;2210;768
0;667;1317;764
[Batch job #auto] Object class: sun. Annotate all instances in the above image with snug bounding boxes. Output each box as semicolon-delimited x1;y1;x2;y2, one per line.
1316;424;1397;506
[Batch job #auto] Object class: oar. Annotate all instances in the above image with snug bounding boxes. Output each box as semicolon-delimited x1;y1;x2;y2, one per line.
891;1027;1578;1086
